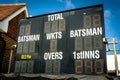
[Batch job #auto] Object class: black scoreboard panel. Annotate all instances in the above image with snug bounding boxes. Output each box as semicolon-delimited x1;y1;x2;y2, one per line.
43;12;69;73
15;4;106;74
15;16;44;73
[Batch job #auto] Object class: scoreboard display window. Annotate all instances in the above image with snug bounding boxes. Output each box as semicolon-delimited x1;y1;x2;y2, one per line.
20;61;27;73
19;25;25;36
84;15;92;28
51;20;58;32
84;60;93;74
75;37;83;51
15;4;106;74
75;60;83;73
27;60;34;73
15;61;21;72
44;21;51;33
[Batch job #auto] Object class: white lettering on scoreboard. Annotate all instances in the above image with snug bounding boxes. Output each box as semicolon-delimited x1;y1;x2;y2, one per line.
43;13;64;60
44;52;63;60
18;34;40;42
73;50;100;59
70;27;102;38
48;13;64;21
46;32;62;40
29;13;103;60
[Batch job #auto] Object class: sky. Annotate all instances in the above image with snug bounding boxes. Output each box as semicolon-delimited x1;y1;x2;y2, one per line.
0;0;120;55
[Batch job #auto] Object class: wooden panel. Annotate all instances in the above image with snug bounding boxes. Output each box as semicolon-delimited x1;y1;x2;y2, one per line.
17;42;23;53
25;24;31;35
29;41;35;53
45;60;53;73
20;61;27;73
19;25;25;35
15;61;21;73
34;60;41;73
44;21;51;33
31;53;38;59
53;60;61;74
95;59;103;74
70;11;75;15
93;36;102;50
84;37;92;50
84;60;93;74
27;60;34;73
59;19;65;31
75;37;83;51
51;20;58;32
75;60;83;73
50;40;57;51
23;42;29;53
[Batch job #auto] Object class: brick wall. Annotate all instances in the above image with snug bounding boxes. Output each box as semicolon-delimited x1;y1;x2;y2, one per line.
0;35;6;73
1;11;26;73
8;11;26;40
2;33;16;73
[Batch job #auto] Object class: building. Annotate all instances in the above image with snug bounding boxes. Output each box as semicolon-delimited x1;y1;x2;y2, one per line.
107;54;120;74
0;3;29;73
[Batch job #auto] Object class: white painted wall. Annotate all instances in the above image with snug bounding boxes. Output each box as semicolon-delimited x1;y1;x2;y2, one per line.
107;55;120;71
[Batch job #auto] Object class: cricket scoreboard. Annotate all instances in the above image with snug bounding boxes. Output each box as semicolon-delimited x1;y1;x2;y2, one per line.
15;4;107;74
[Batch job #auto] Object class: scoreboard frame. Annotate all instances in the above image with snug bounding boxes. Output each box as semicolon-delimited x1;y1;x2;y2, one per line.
15;4;107;74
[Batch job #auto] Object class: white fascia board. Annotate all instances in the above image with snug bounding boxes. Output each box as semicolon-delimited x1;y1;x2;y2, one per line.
0;20;8;32
7;6;29;21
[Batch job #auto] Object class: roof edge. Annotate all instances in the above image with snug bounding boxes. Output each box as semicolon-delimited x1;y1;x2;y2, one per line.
0;3;28;21
27;4;103;19
0;3;26;6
